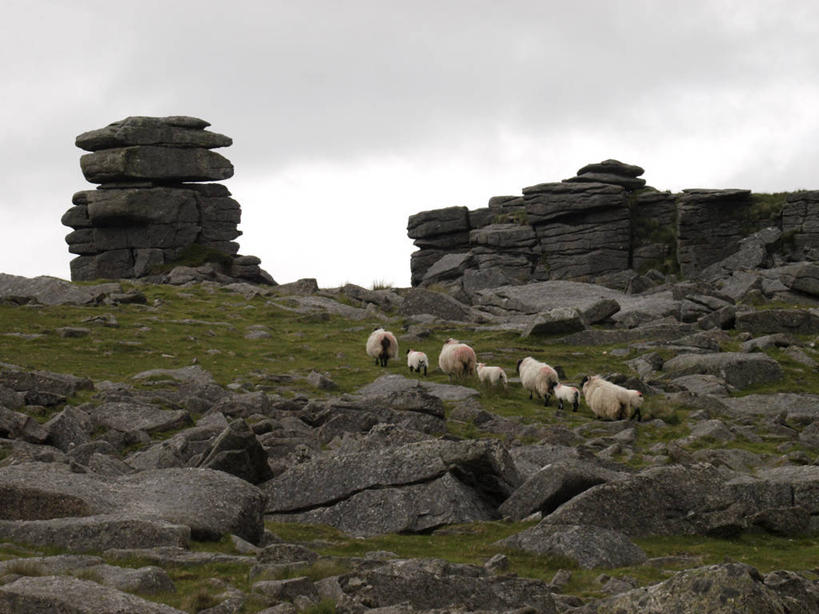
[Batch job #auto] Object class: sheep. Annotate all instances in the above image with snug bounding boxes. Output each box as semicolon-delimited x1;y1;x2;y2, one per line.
476;362;508;388
580;375;643;421
406;349;429;376
438;338;477;379
516;356;559;406
554;382;580;411
366;327;398;367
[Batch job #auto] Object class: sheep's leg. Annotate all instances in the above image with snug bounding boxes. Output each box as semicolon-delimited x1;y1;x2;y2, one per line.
632;407;642;422
529;391;533;400
572;399;579;412
423;365;427;376
558;399;564;410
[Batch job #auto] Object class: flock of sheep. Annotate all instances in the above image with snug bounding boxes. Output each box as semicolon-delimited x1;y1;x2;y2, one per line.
365;327;644;421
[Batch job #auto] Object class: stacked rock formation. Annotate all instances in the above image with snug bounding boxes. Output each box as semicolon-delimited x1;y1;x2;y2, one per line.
408;159;645;292
782;191;819;261
63;116;271;283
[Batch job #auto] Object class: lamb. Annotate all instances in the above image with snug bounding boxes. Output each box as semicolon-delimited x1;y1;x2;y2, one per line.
580;375;643;421
516;356;559;406
554;382;580;411
476;362;508;388
406;349;429;376
438;338;477;379
366;327;398;367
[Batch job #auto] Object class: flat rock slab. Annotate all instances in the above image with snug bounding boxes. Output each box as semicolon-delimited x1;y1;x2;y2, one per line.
357;374;479;402
269;472;496;537
0;273;120;305
326;557;557;613
0;575;185;613
85;402;190;434
76;115;231;151
0;514;189;552
0;463;266;544
736;308;819;335
80;145;233;183
475;280;625;314
497;522;647;569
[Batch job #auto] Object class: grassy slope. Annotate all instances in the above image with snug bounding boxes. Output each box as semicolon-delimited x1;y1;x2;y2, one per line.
1;281;818;611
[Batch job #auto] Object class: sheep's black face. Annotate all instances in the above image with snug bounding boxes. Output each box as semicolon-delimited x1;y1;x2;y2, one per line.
516;358;523;374
579;375;589;388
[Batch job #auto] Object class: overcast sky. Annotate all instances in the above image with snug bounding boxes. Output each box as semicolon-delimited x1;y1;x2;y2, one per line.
2;1;819;288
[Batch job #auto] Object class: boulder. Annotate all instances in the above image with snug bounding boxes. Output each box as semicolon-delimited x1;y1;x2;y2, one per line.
497;523;647;569
0;463;266;544
399;287;474;321
407;206;470;242
80;146;233;183
541;463;792;537
736;309;819;335
0;274;121;305
262;439;520;534
662;352;783;390
781;191;819;260
197;419;274;484
498;459;627;521
76;115;231;151
582;562;811;614
320;557;557;613
84;402;190;435
0;575;185;613
523;307;585;337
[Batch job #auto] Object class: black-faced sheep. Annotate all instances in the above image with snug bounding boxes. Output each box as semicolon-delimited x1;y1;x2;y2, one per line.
554;382;580;411
406;349;429;376
516;356;559;406
580;375;643;421
438;338;477;379
476;362;507;388
366;327;398;367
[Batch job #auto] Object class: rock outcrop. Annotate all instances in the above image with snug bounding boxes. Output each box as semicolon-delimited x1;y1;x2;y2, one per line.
63;116;273;284
407;160;817;296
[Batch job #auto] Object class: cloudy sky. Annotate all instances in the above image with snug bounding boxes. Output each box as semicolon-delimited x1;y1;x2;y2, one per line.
2;1;819;287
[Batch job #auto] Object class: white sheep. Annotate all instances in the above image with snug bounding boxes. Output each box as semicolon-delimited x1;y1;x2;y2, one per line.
554;382;580;412
366;327;398;367
406;349;429;376
580;375;643;421
438;338;477;379
476;362;508;388
516;356;559;406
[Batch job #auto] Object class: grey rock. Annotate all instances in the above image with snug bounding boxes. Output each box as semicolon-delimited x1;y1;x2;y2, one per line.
736;308;819;335
399;287;474;321
197;419;274;485
577;159;645;178
581;298;621;324
469;223;537;249
85;401;190;434
782;191;819;260
542;463;792;537
327;557;557;613
584;562;808;614
741;333;795;352
698;227;782;280
498;523;647;569
407;206;470;240
262;438;520;517
80;145;233;183
0;463;266;544
499;459;626;521
0;575;184;612
420;252;474;284
0;514;190;552
0;273;120;306
76;115;230;151
719;393;819;422
356;374;479;402
523;307;585;337
566;172;646;190
662;352;783;390
272;472;498;537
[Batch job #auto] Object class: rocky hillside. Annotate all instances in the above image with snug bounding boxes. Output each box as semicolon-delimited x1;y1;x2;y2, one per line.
0;269;817;613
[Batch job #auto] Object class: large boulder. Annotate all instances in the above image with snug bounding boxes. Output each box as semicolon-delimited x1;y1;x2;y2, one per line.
0;463;266;544
736;309;819;335
497;523;647;569
319;557;557;613
579;562;815;614
263;439;520;535
0;575;185;613
662;352;783;390
541;463;793;537
0;274;120;305
76;115;231;151
80;146;233;183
